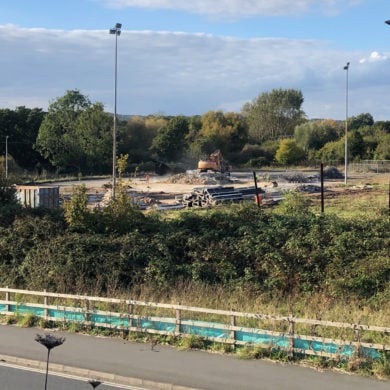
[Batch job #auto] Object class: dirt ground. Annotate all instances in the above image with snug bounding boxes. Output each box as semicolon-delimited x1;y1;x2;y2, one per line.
59;170;389;209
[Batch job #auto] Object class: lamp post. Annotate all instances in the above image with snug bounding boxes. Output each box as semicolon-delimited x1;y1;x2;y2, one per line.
343;62;350;185
5;135;8;179
109;22;122;200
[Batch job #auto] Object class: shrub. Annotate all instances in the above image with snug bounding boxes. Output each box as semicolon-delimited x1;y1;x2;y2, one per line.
19;313;39;328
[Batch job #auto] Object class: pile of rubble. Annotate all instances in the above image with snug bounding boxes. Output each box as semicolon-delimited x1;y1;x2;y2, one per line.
165;172;232;185
284;173;315;183
176;185;266;208
295;184;323;193
323;166;343;179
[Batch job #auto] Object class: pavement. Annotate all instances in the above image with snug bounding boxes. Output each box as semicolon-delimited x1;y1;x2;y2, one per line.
0;324;389;390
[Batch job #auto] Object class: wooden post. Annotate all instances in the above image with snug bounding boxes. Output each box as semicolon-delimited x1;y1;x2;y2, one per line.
84;296;90;323
5;286;10;313
354;325;361;358
230;311;236;348
44;289;49;319
128;299;134;329
253;171;261;208
175;308;181;334
288;314;295;358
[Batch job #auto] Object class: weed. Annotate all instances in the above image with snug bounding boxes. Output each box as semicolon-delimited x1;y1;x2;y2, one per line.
176;335;208;350
372;352;390;379
63;321;83;333
5;315;19;325
209;342;234;354
19;312;39;327
237;344;269;360
38;319;55;329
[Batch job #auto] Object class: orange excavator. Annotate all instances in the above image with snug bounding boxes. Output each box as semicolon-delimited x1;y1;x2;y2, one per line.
197;150;230;174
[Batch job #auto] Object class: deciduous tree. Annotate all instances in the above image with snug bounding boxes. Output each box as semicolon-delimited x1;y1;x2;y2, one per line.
242;89;306;143
294;119;340;152
192;111;248;158
35;90;112;174
275;139;305;165
150;116;189;161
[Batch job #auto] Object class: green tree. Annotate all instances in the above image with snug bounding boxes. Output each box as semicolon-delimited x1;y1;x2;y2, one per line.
117;154;129;178
35;90;112;174
191;111;248;158
75;102;113;174
316;139;344;164
294;119;340;152
150;116;189;161
0;107;46;171
63;185;89;231
359;123;390;160
374;133;390;159
348;130;365;161
120;116;165;163
0;179;21;226
242;89;306;143
373;120;390;134
275;139;305;165
348;113;374;130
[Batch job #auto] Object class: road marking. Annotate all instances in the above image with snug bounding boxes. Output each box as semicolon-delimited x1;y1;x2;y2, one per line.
0;361;147;389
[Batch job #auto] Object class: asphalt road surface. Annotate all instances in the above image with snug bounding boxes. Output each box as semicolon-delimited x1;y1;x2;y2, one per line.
0;363;139;390
0;325;388;390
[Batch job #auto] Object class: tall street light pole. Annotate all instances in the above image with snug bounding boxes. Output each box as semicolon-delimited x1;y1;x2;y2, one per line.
343;62;350;185
109;22;122;200
385;21;390;216
5;135;8;179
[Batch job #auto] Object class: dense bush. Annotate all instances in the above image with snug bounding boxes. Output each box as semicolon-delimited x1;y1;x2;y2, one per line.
0;195;389;305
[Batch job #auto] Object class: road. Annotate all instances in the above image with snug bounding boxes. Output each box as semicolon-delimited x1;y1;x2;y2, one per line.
0;363;139;389
0;325;388;390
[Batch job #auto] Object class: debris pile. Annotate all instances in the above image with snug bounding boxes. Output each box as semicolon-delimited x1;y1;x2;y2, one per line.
323;166;343;179
285;173;310;183
166;172;232;185
295;185;323;193
177;185;265;208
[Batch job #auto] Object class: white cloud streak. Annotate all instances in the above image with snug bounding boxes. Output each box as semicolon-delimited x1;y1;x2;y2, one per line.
100;0;363;19
1;24;390;120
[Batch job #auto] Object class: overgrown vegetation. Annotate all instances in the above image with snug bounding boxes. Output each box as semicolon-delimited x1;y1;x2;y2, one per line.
0;179;389;379
1;188;389;316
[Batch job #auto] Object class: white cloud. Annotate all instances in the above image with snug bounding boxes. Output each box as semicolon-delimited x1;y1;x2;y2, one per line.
100;0;362;19
359;51;388;63
1;24;390;120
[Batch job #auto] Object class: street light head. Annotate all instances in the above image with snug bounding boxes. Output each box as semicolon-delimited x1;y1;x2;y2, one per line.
109;23;122;35
344;62;350;70
385;20;390;25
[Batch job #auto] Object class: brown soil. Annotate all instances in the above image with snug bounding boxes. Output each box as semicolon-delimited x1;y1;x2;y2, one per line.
59;172;389;208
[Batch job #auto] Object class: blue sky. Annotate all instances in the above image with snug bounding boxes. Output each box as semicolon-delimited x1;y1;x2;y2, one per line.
1;0;390;120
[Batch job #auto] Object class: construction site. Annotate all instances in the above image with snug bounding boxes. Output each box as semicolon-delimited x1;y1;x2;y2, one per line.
57;164;388;211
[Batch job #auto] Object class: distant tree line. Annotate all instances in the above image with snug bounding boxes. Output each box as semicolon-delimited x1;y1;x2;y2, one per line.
1;89;389;177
